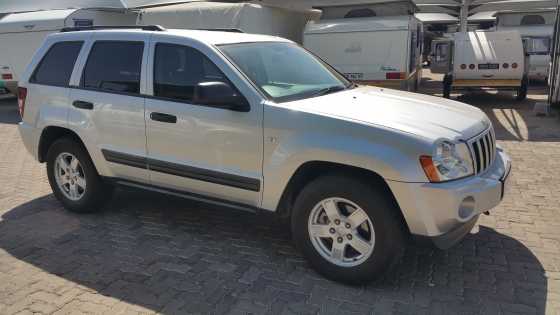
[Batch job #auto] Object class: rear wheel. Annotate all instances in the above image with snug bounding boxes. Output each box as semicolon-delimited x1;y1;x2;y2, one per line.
515;75;528;101
46;138;112;213
291;175;405;284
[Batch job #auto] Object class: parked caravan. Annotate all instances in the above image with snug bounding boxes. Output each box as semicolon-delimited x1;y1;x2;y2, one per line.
430;30;528;100
496;10;555;81
0;9;138;94
303;1;423;91
304;15;423;91
137;2;321;44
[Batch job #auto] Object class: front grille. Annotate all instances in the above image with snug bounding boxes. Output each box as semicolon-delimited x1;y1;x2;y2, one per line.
468;128;496;174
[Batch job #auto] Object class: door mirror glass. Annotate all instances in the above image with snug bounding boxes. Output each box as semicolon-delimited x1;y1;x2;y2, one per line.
194;81;250;112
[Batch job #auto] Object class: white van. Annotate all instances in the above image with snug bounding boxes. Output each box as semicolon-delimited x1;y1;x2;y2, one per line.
137;2;321;44
304;15;423;91
0;9;137;94
431;30;528;100
495;10;555;81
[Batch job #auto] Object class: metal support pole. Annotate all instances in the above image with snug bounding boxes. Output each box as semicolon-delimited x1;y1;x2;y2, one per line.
459;0;470;33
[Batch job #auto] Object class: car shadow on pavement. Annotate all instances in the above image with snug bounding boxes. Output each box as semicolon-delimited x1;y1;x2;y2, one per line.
0;96;20;125
0;188;548;314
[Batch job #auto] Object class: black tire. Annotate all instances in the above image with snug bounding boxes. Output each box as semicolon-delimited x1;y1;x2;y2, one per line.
516;75;528;101
46;137;112;213
443;74;452;99
291;175;405;284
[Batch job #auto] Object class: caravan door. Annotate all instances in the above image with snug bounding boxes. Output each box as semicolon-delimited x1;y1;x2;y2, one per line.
430;39;452;74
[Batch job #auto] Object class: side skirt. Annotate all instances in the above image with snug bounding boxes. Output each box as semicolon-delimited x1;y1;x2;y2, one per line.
104;177;261;214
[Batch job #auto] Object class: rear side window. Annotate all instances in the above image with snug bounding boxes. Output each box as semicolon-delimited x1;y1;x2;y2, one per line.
82;41;144;94
153;43;227;102
31;41;83;86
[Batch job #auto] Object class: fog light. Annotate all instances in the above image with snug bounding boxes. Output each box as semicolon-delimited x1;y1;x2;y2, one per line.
458;196;475;219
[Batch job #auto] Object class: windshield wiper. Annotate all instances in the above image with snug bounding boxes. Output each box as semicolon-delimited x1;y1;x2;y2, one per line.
310;85;347;97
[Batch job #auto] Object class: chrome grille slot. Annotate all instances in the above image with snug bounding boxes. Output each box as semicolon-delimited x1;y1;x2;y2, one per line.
468;128;496;175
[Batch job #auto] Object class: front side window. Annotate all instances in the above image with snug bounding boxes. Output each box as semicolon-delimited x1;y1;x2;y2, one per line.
153;43;227;103
219;42;352;103
31;41;83;86
82;41;144;94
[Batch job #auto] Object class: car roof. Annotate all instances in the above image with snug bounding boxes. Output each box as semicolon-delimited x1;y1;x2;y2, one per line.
50;28;293;46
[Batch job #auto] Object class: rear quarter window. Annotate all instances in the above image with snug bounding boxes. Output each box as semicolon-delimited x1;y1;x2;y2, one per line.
30;41;83;87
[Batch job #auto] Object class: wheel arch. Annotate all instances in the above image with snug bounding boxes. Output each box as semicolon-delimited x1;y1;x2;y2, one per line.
38;126;87;163
275;161;411;235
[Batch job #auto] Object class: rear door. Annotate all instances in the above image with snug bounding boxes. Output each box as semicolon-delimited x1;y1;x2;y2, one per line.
68;32;150;182
430;39;452;74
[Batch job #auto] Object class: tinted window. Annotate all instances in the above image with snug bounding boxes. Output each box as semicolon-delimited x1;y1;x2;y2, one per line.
344;8;376;18
521;15;546;25
82;41;144;94
154;43;227;102
31;41;83;86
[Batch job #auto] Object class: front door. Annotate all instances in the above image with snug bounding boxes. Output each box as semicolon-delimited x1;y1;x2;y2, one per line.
144;40;263;207
430;39;452;74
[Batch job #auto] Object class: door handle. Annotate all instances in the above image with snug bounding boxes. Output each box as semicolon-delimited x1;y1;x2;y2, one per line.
150;112;177;123
72;100;94;110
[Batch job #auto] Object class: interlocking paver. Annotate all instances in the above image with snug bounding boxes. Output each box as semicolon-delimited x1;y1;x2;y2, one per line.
1;79;560;315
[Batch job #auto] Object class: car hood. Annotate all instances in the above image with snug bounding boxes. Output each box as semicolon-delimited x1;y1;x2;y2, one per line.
284;86;490;141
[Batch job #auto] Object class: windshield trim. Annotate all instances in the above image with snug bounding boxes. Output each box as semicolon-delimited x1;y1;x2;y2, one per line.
216;41;353;103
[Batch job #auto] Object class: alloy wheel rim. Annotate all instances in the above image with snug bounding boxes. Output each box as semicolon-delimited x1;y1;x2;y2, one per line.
54;152;86;201
308;197;375;267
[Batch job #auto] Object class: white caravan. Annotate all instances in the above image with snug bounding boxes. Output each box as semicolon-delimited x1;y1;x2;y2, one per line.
137;2;321;44
495;10;555;81
303;2;423;91
431;30;528;100
0;9;137;94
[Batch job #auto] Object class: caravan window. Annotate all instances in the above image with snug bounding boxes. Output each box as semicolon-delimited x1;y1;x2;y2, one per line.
524;37;551;55
30;41;83;87
521;15;546;25
344;9;376;18
82;41;144;94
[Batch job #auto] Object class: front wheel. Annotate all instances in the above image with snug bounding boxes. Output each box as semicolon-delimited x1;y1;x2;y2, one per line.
46;137;112;213
291;175;405;284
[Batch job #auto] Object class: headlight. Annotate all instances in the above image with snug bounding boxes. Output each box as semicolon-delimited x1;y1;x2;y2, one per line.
420;140;474;182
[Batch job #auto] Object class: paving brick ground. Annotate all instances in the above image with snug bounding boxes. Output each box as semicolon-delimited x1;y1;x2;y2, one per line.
0;78;559;314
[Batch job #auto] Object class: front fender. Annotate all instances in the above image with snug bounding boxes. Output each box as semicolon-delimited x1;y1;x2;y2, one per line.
261;120;431;211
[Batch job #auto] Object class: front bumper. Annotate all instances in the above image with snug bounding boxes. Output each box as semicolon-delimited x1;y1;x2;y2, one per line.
387;147;511;249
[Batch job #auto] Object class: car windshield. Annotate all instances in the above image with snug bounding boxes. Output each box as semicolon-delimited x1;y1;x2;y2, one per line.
219;42;353;103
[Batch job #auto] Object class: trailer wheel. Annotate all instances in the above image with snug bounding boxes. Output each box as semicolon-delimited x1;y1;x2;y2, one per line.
516;76;528;101
443;74;452;99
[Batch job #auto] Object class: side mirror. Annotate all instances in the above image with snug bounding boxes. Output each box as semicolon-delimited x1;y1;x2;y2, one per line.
193;81;250;112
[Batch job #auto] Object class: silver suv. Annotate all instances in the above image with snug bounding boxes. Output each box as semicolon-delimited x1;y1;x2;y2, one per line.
18;26;511;284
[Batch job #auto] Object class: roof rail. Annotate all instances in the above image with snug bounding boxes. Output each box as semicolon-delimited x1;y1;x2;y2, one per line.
197;28;244;33
60;25;166;33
